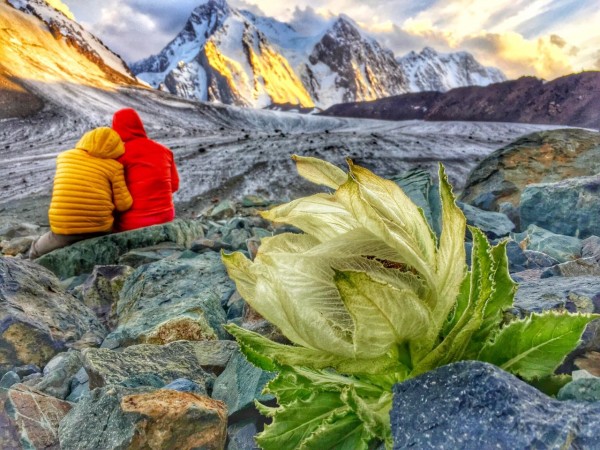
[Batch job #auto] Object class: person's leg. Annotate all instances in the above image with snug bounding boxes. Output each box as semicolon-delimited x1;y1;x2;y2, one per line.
29;231;106;259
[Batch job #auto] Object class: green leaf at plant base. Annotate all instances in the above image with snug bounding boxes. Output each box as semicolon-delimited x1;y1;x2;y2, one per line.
478;311;598;379
256;391;372;450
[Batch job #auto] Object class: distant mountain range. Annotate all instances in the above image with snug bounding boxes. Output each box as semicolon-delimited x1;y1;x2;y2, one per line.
320;72;600;129
131;0;506;109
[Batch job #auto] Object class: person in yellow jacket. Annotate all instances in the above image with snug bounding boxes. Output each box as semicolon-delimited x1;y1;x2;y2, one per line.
29;127;133;259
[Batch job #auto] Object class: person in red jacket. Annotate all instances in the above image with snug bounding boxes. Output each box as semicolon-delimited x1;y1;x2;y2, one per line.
111;108;179;231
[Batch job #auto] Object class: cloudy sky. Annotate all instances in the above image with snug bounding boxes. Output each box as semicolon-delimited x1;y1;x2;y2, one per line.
61;0;600;80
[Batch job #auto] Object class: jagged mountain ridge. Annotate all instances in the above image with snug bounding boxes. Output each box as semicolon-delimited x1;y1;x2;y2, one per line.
5;0;136;84
132;0;505;109
397;47;506;92
320;72;600;129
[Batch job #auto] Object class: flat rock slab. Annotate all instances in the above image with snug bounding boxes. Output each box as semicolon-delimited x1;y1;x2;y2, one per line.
392;361;600;449
118;242;186;268
82;340;238;390
520;174;600;239
460;128;600;213
5;384;72;450
212;350;275;417
59;386;227;450
0;257;105;374
36;219;204;279
104;251;233;348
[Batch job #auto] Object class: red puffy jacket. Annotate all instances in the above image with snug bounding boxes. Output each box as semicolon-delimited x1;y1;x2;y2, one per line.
112;108;179;231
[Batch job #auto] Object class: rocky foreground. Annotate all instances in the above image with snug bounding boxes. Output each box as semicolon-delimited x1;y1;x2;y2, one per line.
2;127;600;449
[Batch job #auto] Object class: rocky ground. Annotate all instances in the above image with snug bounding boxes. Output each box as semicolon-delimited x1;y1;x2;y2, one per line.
2;92;600;448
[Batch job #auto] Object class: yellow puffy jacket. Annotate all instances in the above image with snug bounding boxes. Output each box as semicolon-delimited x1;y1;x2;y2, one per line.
49;127;133;235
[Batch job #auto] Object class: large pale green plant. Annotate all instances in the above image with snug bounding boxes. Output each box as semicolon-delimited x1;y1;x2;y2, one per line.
222;155;595;449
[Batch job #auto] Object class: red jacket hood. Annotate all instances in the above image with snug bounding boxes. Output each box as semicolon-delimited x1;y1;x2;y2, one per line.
112;108;147;142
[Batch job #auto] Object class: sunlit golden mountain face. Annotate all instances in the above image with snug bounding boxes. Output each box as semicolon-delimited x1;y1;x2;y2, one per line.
0;0;136;91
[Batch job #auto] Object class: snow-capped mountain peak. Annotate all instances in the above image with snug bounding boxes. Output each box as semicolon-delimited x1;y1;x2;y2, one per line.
397;46;506;92
131;0;506;108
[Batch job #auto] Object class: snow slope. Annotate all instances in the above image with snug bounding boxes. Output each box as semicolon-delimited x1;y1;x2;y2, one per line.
397;47;506;92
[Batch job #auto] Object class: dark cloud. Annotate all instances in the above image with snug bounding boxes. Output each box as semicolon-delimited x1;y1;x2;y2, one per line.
288;6;335;35
550;34;566;48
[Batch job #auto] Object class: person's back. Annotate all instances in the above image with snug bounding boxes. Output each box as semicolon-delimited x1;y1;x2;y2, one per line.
30;127;132;259
112;108;179;231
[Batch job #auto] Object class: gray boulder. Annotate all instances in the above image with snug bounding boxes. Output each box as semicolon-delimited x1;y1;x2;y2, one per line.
512;224;582;263
82;340;237;390
30;351;83;399
104;252;232;349
558;378;600;402
520;174;600;239
459;202;515;239
460;129;600;216
59;386;227;450
542;257;600;278
391;361;600;450
212;350;275;417
0;257;106;375
5;384;72;450
36;219;204;279
118;242;185;267
72;265;134;329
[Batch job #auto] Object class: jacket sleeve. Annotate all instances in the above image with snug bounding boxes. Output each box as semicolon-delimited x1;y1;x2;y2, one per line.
112;166;133;212
170;152;180;193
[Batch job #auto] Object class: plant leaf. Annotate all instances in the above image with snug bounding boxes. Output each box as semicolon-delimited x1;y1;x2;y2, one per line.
292;154;348;189
334;270;434;358
434;164;467;330
261;193;360;242
478;311;598;379
225;324;408;376
526;374;572;397
255;391;351;450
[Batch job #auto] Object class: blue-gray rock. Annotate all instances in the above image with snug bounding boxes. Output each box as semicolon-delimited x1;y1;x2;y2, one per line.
72;265;134;329
227;420;261;450
459;202;515;239
558;378;600;402
118;373;165;389
118;242;185;267
210;200;236;220
164;378;205;395
12;364;40;378
0;257;106;375
36;219;204;279
190;238;234;253
82;340;237;391
31;351;83;400
460;129;600;216
503;240;558;273
104;252;232;348
513;276;600;317
520;174;600;239
241;195;270;207
0;371;20;389
391;361;600;450
512;224;582;263
541;257;600;278
66;368;89;403
583;236;600;261
59;385;227;450
5;383;72;449
212;350;275;417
